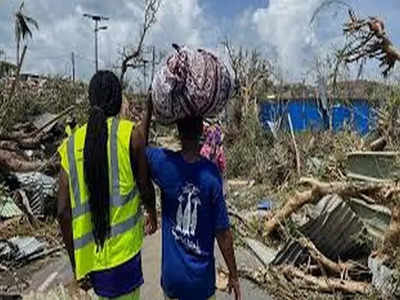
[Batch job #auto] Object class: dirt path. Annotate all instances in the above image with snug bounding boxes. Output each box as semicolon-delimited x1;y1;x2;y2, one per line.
141;230;273;300
21;230;273;299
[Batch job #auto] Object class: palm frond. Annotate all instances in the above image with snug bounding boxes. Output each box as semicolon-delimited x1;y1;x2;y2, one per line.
17;14;33;39
24;16;39;30
14;17;21;42
14;1;38;42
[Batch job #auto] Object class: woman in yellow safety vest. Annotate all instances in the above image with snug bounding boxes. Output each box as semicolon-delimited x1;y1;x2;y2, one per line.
57;71;157;299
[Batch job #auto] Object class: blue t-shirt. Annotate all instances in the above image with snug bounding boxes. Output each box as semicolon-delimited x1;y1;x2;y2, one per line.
146;147;230;300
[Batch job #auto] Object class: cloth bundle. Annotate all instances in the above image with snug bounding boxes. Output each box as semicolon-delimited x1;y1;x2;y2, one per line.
151;45;233;125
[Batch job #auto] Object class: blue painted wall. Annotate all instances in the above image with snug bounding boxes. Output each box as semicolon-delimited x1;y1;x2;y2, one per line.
259;99;376;135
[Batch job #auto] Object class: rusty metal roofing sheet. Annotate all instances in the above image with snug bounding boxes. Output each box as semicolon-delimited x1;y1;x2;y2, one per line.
272;194;366;266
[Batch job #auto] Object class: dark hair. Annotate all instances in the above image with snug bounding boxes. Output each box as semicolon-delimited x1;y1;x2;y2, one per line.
84;70;122;249
177;117;203;141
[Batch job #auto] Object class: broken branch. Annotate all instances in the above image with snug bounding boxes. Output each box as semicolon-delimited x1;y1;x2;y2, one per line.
297;237;354;276
288;114;301;177
280;265;371;294
340;9;400;77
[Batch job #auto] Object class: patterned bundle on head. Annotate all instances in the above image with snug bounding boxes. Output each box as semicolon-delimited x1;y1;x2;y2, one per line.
152;44;233;125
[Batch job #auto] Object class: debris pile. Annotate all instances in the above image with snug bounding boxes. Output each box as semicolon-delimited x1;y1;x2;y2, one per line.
224;167;400;299
0;76;82;298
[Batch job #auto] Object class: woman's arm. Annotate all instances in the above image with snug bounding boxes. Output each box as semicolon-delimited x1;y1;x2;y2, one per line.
216;229;241;300
57;169;75;272
131;127;157;234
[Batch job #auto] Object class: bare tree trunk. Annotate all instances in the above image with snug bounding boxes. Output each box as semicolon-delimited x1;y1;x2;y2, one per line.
16;40;20;66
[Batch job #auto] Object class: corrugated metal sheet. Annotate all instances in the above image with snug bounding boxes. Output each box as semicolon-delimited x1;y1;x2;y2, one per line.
10;237;46;261
0;197;23;218
14;172;56;215
32;113;58;133
272;195;366;266
0;237;46;264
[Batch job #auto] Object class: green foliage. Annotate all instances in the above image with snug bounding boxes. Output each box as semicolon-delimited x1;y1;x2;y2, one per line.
225;114;275;184
225;111;365;190
0;76;88;133
0;61;17;78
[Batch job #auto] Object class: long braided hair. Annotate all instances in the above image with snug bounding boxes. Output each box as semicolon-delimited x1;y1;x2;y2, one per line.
84;71;122;249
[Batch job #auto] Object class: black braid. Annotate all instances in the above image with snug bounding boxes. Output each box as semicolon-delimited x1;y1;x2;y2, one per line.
84;71;122;249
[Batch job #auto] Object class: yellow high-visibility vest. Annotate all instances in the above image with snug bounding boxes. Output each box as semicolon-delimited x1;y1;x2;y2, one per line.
58;117;143;280
65;124;76;136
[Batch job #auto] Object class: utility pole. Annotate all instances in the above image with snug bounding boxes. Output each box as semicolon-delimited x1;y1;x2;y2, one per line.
143;59;149;94
151;45;155;85
71;52;75;82
83;13;109;72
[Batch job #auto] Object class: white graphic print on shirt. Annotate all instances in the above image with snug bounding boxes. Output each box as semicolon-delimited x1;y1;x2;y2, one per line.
173;182;203;255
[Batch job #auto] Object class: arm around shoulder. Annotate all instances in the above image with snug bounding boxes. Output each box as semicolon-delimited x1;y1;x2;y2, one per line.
130;128;157;235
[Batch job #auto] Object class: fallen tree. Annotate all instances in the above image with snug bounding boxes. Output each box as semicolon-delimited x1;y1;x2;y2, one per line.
0;106;73;173
263;177;384;236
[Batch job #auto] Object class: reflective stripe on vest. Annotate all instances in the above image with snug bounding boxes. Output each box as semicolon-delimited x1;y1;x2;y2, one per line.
74;206;143;249
67;117;142;249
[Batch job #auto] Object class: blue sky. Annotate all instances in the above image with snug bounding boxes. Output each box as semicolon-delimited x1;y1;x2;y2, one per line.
0;0;399;82
203;0;267;19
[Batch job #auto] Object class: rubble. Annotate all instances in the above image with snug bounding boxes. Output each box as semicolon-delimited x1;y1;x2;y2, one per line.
348;198;392;240
14;172;57;216
0;236;51;272
225;175;400;298
368;256;400;297
272;195;367;266
244;238;277;267
31;113;59;134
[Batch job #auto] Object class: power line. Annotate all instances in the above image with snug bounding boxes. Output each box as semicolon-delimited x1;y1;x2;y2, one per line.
71;52;75;82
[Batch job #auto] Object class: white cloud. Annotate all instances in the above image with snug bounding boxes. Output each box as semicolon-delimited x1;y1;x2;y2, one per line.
246;0;325;78
150;0;210;48
0;0;215;81
2;0;400;81
236;0;400;80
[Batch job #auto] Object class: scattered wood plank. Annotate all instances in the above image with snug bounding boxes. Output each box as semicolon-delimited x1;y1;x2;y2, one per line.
288;114;301;177
346;172;393;183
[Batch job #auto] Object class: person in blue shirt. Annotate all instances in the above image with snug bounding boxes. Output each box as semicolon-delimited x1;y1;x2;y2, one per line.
144;98;241;300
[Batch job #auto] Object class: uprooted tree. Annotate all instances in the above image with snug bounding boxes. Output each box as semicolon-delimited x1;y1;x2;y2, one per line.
119;0;162;86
